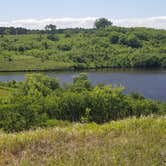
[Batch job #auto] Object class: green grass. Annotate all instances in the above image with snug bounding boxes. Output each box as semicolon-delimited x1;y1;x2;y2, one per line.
0;116;165;166
0;56;73;71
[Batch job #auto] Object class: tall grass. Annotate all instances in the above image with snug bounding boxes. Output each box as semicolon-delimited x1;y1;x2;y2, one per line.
0;116;165;166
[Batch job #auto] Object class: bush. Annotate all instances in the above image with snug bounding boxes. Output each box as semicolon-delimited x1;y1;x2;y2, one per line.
109;32;119;44
87;86;130;123
47;34;59;41
0;73;164;132
57;43;72;51
58;92;87;121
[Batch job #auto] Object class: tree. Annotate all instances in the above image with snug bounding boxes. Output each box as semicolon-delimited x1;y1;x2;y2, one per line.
20;73;60;96
45;24;57;34
94;18;113;29
72;73;92;91
119;34;141;48
127;34;142;48
109;32;120;44
47;34;59;41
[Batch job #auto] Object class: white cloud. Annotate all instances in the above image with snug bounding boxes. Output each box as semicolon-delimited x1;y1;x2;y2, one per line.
114;16;166;29
0;17;166;29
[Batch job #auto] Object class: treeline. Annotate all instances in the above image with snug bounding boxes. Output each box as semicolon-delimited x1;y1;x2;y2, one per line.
0;18;112;35
0;73;165;132
0;26;84;35
0;27;39;35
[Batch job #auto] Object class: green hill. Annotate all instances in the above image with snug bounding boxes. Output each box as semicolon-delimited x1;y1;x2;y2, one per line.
0;26;166;71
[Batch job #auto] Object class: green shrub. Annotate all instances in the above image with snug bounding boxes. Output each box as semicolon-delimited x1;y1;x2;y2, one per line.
0;73;164;132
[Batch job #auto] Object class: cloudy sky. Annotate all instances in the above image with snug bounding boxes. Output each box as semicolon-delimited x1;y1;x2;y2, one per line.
0;0;166;29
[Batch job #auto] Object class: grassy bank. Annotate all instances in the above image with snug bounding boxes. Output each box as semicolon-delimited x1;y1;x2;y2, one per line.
0;116;165;166
0;56;73;72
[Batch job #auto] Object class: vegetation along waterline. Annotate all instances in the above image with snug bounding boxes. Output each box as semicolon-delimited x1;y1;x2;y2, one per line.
0;73;165;133
0;68;166;101
0;18;166;71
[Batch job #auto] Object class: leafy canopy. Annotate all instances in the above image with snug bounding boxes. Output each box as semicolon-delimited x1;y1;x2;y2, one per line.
94;18;113;29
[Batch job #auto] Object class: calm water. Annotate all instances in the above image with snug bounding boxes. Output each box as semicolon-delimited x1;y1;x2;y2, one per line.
0;69;166;101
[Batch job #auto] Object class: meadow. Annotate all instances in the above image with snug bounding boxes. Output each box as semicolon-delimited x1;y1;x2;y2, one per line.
0;116;165;166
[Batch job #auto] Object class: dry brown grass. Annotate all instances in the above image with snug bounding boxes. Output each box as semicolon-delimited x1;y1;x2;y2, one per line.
0;116;165;166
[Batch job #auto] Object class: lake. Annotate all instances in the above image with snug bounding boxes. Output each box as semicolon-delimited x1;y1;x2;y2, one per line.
0;69;166;101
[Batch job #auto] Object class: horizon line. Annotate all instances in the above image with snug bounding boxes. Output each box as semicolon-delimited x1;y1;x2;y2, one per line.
0;16;166;30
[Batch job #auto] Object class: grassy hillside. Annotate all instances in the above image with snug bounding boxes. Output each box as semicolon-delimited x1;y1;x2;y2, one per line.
0;56;73;71
0;26;166;71
0;116;165;166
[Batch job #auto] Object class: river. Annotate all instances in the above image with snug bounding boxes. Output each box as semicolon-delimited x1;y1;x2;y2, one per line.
0;69;166;101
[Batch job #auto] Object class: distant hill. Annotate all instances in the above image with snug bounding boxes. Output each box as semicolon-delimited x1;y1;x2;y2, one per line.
0;25;166;71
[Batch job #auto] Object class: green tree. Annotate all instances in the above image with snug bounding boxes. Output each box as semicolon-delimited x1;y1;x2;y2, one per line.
58;92;87;121
45;24;57;34
109;32;120;44
72;73;92;91
127;34;142;48
88;86;129;123
20;73;60;96
94;18;113;29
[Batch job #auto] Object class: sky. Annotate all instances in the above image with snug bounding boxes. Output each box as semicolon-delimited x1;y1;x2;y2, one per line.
0;0;166;29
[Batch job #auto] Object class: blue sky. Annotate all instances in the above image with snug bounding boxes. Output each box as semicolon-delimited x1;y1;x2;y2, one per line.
0;0;166;20
0;0;166;29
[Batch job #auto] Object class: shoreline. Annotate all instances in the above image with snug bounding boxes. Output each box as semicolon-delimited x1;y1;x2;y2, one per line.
0;66;164;73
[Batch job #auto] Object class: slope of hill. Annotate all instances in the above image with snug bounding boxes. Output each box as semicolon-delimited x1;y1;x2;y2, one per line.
0;26;166;71
0;116;165;166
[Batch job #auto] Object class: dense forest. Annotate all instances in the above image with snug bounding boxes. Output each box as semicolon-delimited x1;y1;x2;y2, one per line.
0;73;165;132
0;18;166;71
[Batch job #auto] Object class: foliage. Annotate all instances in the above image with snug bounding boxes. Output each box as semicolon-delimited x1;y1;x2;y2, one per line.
47;34;59;41
0;73;165;132
44;24;57;34
20;73;60;96
0;22;166;71
94;18;113;29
